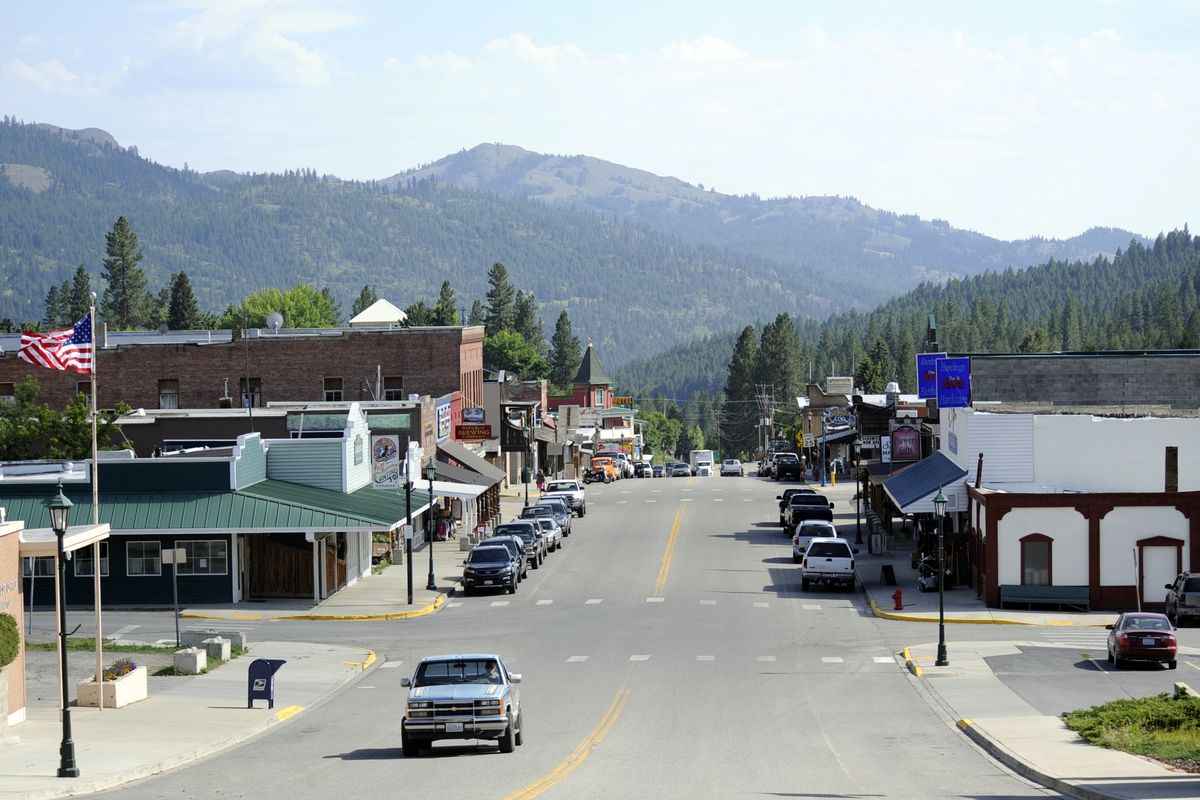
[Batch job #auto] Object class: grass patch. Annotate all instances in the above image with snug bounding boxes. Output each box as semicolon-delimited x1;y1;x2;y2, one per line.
1064;691;1200;767
26;637;172;654
153;645;248;677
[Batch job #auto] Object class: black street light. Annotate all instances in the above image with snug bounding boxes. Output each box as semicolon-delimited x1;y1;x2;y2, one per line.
425;458;437;591
933;486;949;667
47;481;80;778
405;462;414;605
853;436;863;545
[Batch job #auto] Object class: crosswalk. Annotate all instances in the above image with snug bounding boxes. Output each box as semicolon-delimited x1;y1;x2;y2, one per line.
537;652;901;667
447;596;832;610
1037;628;1109;649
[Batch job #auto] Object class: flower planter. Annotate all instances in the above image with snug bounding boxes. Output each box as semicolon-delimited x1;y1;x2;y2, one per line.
77;665;148;708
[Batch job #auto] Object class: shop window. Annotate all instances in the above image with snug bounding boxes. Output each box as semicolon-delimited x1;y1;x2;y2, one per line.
127;541;162;576
175;539;229;575
1020;533;1052;586
158;379;180;409
324;376;344;402
0;383;14;405
240;377;261;408
75;542;110;577
594;388;604;406
383;376;404;401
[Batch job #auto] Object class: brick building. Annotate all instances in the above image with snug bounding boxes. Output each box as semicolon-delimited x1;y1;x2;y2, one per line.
0;325;484;412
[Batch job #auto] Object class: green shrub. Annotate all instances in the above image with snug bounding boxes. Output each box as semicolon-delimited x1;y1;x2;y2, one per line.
1064;694;1200;761
0;613;18;667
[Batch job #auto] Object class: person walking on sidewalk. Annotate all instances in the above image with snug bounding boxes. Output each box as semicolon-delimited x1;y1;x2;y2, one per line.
536;470;546;493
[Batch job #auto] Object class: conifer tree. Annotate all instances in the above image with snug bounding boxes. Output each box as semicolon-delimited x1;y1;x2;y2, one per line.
100;216;148;329
467;300;485;326
321;287;342;325
168;272;199;330
484;262;516;336
66;265;93;321
720;325;759;455
513;291;544;352
42;284;65;329
404;300;434;326
433;281;458;325
548;309;582;390
351;285;379;317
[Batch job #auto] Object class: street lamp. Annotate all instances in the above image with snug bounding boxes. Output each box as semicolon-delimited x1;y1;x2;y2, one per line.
425;458;437;591
46;481;80;778
853;436;863;545
933;486;949;667
405;459;414;605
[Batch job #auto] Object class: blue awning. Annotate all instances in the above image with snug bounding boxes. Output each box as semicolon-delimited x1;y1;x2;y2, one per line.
812;428;859;446
882;452;968;511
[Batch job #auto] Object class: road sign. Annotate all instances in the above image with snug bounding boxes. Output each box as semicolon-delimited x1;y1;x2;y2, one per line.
795;431;805;447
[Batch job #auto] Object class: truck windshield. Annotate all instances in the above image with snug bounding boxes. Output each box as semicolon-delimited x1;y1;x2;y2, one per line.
807;542;850;558
546;482;576;492
414;659;502;686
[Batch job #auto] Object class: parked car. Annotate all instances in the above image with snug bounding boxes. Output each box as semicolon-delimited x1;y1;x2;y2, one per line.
635;461;654;478
776;488;816;525
461;546;520;595
401;654;523;756
585;455;620;483
543;479;586;517
1106;612;1178;669
785;494;834;533
720;459;743;477
532;517;563;551
494;521;545;568
799;537;857;591
484;535;530;581
792;520;838;562
773;452;803;481
669;462;691;477
1165;572;1200;626
652;464;665;478
533;497;573;535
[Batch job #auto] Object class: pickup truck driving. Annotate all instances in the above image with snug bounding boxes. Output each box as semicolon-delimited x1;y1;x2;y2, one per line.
542;479;587;517
800;537;857;591
401;654;523;756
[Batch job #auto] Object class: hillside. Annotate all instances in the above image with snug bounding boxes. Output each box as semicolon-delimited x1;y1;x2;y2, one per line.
0;119;855;363
387;143;1144;298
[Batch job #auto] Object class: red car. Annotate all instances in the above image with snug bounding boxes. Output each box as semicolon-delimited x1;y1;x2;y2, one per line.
1106;612;1178;669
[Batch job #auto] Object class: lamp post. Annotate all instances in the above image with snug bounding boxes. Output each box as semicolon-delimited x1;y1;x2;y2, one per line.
425;458;437;591
405;463;413;606
47;481;80;778
853;436;863;545
933;486;949;667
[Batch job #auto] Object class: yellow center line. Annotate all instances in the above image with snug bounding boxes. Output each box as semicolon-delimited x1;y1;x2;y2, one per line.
503;688;631;800
653;505;686;597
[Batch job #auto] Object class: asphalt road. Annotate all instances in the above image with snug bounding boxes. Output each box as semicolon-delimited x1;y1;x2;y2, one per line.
73;473;1062;800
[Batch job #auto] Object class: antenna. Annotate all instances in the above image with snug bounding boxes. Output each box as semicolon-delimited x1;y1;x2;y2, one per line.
267;311;284;334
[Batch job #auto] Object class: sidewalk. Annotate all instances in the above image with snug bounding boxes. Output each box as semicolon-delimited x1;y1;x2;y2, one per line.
0;641;372;800
855;543;1200;798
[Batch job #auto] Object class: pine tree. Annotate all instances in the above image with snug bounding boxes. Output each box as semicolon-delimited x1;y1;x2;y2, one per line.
720;325;759;455
484;262;516;336
100;216;148;329
42;284;64;329
351;285;379;317
404;300;434;326
467;300;485;326
66;265;93;321
321;287;342;325
513;291;544;352
548;310;582;390
753;314;801;403
433;281;458;325
167;272;199;330
1061;296;1082;351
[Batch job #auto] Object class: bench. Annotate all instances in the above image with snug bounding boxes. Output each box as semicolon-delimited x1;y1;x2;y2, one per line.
999;584;1090;612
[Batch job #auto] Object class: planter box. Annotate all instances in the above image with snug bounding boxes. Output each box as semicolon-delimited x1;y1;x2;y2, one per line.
77;665;148;708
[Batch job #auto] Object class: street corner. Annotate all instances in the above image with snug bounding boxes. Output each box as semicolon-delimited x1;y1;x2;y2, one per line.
902;646;925;677
385;593;449;620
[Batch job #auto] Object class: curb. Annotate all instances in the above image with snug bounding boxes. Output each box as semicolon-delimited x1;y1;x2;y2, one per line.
955;718;1114;800
902;646;924;677
182;594;448;622
869;599;1095;626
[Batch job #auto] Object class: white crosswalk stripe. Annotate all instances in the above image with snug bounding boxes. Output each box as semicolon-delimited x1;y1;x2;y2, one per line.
536;599;554;605
646;500;657;503
753;602;770;608
106;624;141;640
821;656;844;663
697;655;716;661
1040;629;1109;647
630;654;651;661
802;604;821;610
447;602;463;608
490;601;510;607
700;599;717;605
380;661;404;669
586;598;603;604
757;655;776;662
646;597;665;603
567;656;589;663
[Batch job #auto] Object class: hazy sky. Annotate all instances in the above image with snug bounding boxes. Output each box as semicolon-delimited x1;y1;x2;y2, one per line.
4;1;1198;240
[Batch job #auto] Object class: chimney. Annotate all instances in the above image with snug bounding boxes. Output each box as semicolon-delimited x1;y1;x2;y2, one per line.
1166;446;1179;493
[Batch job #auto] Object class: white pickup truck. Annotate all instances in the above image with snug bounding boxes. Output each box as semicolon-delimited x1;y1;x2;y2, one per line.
542;479;587;517
799;537;857;591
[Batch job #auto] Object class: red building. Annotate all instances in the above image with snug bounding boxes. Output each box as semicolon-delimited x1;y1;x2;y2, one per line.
547;343;613;412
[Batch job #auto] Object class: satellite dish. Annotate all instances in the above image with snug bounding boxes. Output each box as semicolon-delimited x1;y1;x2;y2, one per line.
158;323;169;334
266;312;284;333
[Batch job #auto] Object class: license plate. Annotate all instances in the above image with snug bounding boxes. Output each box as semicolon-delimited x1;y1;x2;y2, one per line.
484;580;493;585
1142;637;1156;646
445;722;464;733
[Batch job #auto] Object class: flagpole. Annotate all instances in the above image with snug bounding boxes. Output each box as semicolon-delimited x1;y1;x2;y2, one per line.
89;295;104;709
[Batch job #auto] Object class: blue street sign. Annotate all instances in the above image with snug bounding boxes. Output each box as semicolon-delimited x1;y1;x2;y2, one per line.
935;357;971;408
916;352;947;399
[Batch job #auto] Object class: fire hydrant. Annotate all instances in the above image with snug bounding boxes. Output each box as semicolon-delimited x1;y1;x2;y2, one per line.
892;586;903;610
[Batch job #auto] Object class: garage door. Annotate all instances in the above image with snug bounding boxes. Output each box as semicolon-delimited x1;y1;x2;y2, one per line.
1142;546;1177;605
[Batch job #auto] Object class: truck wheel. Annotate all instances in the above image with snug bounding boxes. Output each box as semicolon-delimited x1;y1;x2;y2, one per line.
402;729;421;757
801;577;810;591
580;506;587;517
514;710;524;746
499;714;516;753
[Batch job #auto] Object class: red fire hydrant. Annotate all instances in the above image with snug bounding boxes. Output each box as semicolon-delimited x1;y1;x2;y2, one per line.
892;587;903;610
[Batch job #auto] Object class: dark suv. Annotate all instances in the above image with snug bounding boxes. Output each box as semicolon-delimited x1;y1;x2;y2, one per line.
1165;573;1200;626
462;546;519;595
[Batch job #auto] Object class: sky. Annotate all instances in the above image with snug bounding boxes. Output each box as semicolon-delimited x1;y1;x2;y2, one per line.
3;0;1198;240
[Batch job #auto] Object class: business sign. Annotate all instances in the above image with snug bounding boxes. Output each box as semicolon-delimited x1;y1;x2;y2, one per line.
935;357;971;409
891;425;921;462
456;424;492;441
880;437;892;463
824;410;856;428
435;400;452;441
825;376;854;395
916;352;947;399
861;434;880;450
462;407;485;424
611;395;634;406
371;435;402;490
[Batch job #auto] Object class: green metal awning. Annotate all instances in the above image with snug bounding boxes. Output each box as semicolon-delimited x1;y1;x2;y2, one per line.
0;480;431;534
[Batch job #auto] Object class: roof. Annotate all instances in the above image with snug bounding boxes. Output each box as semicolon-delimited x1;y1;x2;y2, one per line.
437;441;506;483
434;461;492;487
19;523;110;556
348;298;408;326
0;479;432;534
812;428;859;446
882;452;968;510
572;344;612;386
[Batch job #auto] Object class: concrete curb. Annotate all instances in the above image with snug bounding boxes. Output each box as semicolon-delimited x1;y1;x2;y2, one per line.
955;718;1115;800
182;594;448;622
902;646;924;677
868;598;1108;626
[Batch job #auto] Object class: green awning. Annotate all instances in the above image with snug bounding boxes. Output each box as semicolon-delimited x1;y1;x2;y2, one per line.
0;480;431;534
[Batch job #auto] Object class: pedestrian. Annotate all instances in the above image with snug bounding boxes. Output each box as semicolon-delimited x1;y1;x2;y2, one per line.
536;470;546;493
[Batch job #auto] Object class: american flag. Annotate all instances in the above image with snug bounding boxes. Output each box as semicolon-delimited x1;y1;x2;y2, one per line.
19;315;94;374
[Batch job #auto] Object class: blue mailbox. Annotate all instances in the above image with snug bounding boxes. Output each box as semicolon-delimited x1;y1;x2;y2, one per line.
247;658;287;709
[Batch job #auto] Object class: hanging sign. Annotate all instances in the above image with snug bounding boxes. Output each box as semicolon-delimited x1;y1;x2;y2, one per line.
916;352;947;399
935;357;971;409
371;435;402;490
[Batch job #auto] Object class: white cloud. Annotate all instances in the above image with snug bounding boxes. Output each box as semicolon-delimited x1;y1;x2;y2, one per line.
410;52;474;74
4;58;91;93
484;33;585;71
655;34;746;63
18;35;42;48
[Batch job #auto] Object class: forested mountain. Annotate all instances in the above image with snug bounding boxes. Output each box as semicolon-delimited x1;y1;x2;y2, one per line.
388;143;1145;303
0;119;853;363
615;230;1200;402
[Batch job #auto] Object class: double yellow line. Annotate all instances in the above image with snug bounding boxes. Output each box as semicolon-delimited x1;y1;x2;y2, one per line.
503;688;631;800
652;504;686;597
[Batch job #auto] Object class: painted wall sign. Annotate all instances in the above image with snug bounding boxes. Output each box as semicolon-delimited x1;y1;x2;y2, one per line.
436;400;452;442
891;425;921;462
371;435;401;490
935;357;971;409
916;352;947;399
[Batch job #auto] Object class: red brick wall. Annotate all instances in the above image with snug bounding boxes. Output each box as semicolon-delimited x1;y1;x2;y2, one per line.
0;526;24;721
0;326;486;412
